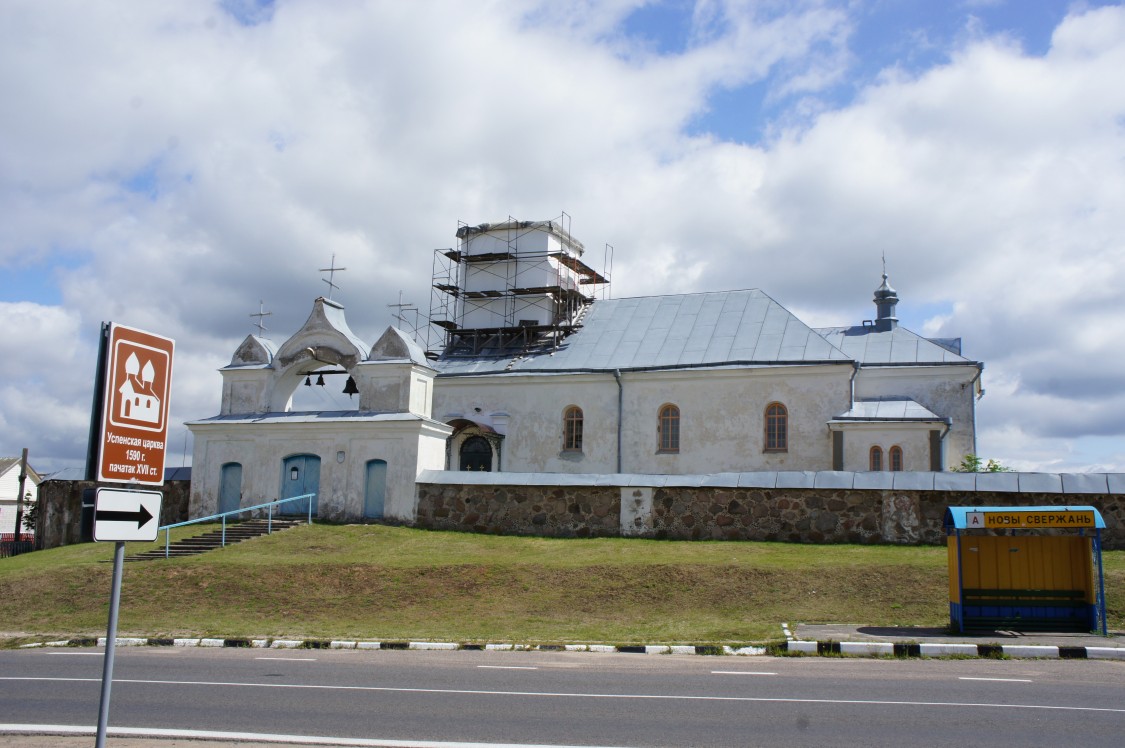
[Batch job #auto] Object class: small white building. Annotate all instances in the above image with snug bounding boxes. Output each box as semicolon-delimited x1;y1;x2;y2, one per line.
186;298;452;522
0;457;40;537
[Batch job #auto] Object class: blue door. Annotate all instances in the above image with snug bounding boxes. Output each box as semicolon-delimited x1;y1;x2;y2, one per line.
363;460;387;519
219;463;242;515
280;454;320;516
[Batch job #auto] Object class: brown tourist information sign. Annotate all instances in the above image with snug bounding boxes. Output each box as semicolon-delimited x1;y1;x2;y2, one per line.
97;323;175;486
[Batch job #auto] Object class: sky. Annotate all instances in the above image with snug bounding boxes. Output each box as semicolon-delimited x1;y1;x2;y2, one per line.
2;0;1124;475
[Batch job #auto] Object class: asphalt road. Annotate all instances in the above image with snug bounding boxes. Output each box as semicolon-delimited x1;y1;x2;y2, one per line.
1;647;1123;747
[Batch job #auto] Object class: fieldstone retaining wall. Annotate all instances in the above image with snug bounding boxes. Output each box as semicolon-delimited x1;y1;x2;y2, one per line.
649;488;1124;546
36;478;191;549
415;482;620;538
415;471;1125;548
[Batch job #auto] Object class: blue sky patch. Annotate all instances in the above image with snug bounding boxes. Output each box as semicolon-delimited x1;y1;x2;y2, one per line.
221;0;276;27
619;0;695;55
0;254;85;306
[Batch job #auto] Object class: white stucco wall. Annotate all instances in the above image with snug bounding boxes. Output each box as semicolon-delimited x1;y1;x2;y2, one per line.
0;466;38;535
433;364;854;474
188;418;452;522
461;256;582;329
437;373;620;473
853;365;980;469
834;421;936;472
619;366;852;474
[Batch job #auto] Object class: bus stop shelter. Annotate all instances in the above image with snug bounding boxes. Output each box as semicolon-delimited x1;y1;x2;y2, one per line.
945;506;1108;635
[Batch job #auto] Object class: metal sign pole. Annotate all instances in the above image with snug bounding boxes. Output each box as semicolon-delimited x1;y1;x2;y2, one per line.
95;540;125;748
85;322;110;482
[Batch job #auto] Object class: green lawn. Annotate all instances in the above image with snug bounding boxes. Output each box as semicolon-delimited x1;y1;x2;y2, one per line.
1;524;1120;646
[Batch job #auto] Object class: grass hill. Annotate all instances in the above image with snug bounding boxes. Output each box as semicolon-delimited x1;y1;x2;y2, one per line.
1;524;1121;645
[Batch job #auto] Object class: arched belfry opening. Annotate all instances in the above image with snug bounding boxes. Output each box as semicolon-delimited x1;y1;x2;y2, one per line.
285;345;360;412
269;297;367;412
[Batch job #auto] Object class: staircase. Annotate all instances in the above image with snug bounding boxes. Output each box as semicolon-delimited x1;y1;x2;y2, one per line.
125;518;305;561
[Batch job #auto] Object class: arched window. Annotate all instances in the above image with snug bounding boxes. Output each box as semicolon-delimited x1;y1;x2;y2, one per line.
459;436;492;471
890;445;904;471
658;404;680;453
764;402;788;452
563;406;584;451
869;446;883;471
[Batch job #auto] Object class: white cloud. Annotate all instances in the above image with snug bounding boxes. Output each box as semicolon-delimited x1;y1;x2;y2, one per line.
1;1;1123;474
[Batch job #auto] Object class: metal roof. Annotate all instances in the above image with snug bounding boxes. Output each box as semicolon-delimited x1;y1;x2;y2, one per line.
831;398;947;422
0;457;41;483
437;290;851;375
41;466;190;481
187;411;441;426
814;325;974;364
416;471;1124;495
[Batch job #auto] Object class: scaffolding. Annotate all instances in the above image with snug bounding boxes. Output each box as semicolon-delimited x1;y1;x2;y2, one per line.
427;214;610;358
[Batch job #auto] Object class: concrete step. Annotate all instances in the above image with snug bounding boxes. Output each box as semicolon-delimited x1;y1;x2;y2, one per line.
124;518;306;561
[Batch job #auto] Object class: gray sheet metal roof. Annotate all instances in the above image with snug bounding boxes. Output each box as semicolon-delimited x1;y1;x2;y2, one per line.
437;290;851;375
42;466;191;481
814;325;974;364
831;398;946;422
415;470;1125;494
187;410;436;425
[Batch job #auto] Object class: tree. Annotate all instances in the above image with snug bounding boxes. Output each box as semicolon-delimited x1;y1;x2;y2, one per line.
20;493;38;534
952;454;1010;473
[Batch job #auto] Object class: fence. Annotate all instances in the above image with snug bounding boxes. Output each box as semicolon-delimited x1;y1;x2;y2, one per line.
0;533;38;558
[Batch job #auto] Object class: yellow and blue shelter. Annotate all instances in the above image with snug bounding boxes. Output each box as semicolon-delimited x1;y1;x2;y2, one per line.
945;506;1108;635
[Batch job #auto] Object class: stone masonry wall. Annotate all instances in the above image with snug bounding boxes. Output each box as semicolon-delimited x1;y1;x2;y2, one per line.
650;488;1124;547
415;483;620;538
416;481;1125;549
37;480;191;549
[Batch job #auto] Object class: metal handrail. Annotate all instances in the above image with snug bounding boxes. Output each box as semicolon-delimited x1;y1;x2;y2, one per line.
158;493;316;558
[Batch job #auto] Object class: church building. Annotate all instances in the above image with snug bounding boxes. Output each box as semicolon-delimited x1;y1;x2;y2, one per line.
187;218;983;523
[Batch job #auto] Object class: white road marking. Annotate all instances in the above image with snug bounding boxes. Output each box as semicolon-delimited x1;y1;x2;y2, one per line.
256;657;318;662
46;653;102;657
959;677;1033;683
2;676;1119;714
712;671;778;676
477;666;538;670
0;724;620;748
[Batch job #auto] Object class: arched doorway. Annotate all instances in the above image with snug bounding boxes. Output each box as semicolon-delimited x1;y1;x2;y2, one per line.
280;454;320;516
459;436;492;471
364;459;387;519
218;462;242;515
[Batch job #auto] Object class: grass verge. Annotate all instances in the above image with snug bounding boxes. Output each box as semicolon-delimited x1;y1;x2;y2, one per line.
1;524;1120;645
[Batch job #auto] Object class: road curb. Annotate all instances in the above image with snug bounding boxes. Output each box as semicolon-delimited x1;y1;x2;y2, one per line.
782;640;1125;660
14;635;1123;660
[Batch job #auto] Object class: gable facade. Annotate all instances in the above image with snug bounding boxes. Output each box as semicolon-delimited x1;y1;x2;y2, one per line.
0;457;41;536
187;299;452;522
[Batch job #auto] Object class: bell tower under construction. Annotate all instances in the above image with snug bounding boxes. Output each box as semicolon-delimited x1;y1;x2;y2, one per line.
428;215;610;358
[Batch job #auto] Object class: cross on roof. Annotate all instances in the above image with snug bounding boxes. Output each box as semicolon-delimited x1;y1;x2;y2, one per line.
250;300;272;337
319;253;347;300
388;290;416;329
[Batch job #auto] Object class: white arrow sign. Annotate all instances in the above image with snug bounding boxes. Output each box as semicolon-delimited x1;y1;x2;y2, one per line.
94;488;162;542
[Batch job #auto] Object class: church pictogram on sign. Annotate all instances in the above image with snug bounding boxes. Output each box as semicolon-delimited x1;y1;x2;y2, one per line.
98;324;175;485
118;352;162;424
